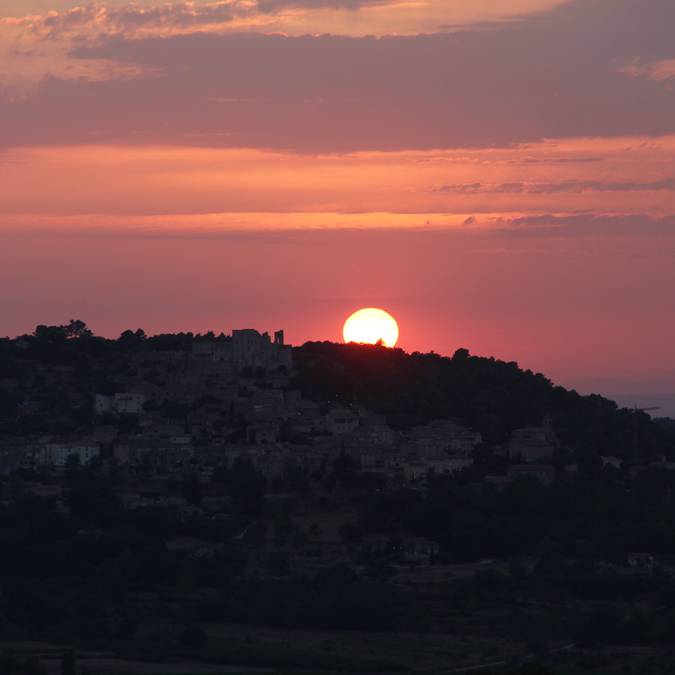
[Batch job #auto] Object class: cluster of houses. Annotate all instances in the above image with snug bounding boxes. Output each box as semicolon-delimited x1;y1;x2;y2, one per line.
4;326;663;493
100;402;484;486
0;328;485;485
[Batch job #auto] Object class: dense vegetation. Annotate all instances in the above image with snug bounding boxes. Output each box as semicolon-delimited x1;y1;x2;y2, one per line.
3;322;671;458
0;467;421;654
357;468;675;561
3;324;675;674
294;341;674;458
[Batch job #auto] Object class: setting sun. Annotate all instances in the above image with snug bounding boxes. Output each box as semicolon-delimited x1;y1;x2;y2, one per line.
343;307;399;348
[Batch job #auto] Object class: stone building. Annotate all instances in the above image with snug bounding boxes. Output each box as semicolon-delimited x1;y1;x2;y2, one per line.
508;416;558;463
192;328;293;371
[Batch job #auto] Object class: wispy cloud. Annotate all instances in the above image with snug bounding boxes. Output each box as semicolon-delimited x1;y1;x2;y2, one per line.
515;157;604;165
3;1;255;37
3;0;675;152
500;212;675;237
621;58;675;83
433;178;675;195
0;0;418;41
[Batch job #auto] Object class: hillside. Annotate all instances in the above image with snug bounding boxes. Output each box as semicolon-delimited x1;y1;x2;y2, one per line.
3;327;675;673
293;341;674;460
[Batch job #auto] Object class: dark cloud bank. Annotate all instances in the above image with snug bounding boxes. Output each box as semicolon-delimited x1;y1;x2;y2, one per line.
2;0;675;152
435;179;675;195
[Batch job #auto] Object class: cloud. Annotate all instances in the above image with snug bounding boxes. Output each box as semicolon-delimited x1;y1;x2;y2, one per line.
4;0;389;38
516;157;604;165
622;58;675;83
2;0;675;152
500;212;675;237
436;182;483;194
434;178;675;195
257;0;385;10
5;1;251;36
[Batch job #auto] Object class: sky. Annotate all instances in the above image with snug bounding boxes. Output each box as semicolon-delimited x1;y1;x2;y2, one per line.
1;0;675;414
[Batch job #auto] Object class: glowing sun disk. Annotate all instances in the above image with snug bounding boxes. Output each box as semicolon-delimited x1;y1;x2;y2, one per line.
343;307;399;348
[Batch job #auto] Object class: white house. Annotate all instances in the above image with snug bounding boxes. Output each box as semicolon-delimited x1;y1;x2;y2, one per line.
508;417;558;463
94;392;145;416
40;443;100;467
114;393;145;415
325;407;360;435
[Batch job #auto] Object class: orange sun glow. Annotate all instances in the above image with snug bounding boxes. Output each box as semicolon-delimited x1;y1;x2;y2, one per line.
343;307;399;348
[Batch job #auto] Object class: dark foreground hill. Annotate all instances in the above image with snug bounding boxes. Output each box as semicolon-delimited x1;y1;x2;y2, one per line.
1;322;671;459
3;325;675;673
293;341;674;460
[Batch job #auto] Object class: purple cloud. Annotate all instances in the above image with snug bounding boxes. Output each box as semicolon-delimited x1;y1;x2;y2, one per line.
2;0;675;152
434;178;675;194
12;0;387;36
257;0;385;10
501;212;675;237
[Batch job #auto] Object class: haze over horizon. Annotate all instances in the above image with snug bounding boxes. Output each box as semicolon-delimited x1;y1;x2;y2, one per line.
2;0;674;414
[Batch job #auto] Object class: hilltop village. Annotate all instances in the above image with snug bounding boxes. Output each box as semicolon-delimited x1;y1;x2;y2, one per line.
0;325;572;493
3;324;675;675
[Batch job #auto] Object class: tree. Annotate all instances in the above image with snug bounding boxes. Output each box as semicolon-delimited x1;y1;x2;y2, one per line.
227;458;266;516
60;652;75;675
65;453;81;471
182;472;203;507
118;329;147;349
33;320;91;343
64;320;92;339
34;324;67;342
339;522;364;546
507;663;558;675
179;626;207;649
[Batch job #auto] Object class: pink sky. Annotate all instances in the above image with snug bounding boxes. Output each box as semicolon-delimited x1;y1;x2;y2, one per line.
1;0;675;412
